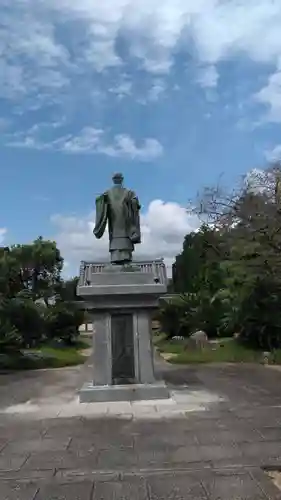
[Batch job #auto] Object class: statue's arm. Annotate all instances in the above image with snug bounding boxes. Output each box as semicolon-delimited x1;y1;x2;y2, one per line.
131;190;141;210
129;190;141;244
93;193;108;239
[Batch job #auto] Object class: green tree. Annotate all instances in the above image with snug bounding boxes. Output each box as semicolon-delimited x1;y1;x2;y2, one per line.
194;163;281;348
56;277;81;302
0;295;21;354
173;225;226;294
10;237;63;305
160;226;228;338
45;302;84;345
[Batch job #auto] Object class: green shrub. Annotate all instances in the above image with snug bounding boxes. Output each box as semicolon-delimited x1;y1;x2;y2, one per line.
5;297;44;348
238;278;281;350
158;292;226;340
0;296;22;354
45;302;84;345
0;318;21;355
158;295;191;339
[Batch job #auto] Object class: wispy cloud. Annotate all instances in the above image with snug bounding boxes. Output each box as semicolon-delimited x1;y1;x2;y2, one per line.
255;69;281;123
7;126;163;161
2;1;281;87
99;134;163;161
0;4;69;102
265;144;281;162
196;65;219;89
56;128;104;153
2;0;281;125
0;228;7;245
147;79;166;102
108;80;132;99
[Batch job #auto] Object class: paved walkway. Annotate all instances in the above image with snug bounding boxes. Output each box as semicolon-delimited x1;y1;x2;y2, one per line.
1;360;281;498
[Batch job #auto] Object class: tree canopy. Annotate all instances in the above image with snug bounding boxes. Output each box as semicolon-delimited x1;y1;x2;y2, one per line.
0;238;84;357
160;163;281;350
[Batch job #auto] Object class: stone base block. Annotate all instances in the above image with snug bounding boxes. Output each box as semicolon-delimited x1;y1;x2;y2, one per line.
79;382;170;403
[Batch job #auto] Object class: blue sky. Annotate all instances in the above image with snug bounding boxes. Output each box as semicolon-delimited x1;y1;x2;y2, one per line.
1;0;281;276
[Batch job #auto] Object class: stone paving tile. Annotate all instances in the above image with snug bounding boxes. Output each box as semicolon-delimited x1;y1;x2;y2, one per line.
69;434;135;452
0;423;46;441
34;480;94;500
134;431;198;450
54;469;121;481
202;469;270;500
58;401;120;418
250;469;281;500
66;422;136;451
2;364;281;498
183;416;242;432
96;447;140;470
92;478;147;499
131;404;157;415
195;428;261;445
146;474;208;500
173;443;243;465
0;469;55;481
0;453;29;472
0;438;7;453
239;442;281;464
2;437;72;454
42;419;109;440
257;427;281;442
0;480;39;500
106;401;133;415
231;407;281;421
21;449;99;472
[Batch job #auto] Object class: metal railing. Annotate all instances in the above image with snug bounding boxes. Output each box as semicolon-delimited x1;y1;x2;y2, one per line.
78;259;168;287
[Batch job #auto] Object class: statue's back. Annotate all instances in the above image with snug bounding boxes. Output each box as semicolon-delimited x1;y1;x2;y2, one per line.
107;186;128;239
93;173;141;264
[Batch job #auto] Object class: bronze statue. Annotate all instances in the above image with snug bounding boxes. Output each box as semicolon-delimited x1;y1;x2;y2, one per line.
93;173;141;264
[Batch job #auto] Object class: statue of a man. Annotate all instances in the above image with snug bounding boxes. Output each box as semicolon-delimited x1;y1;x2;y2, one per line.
93;173;141;264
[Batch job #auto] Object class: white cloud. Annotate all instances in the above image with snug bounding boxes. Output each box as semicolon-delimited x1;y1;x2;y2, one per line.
85;38;121;72
51;199;200;274
7;126;163;160
255;70;281;123
0;5;69;100
59;0;281;70
7;136;49;150
57;127;104;153
109;80;132;99
3;0;281;102
100;135;163;160
147;80;166;101
265;145;281;163
0;228;7;245
0;60;25;99
197;65;219;89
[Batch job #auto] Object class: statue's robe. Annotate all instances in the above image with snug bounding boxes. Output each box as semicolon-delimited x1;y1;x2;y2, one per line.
93;186;141;263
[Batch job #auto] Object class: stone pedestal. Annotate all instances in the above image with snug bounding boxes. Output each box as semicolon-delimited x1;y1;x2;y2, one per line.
77;260;169;403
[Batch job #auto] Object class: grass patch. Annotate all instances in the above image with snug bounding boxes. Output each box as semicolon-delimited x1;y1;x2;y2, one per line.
44;338;91;350
0;338;88;371
152;331;167;346
33;345;85;368
156;337;275;364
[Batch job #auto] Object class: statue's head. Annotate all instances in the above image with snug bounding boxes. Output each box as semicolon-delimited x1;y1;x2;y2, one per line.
112;172;124;185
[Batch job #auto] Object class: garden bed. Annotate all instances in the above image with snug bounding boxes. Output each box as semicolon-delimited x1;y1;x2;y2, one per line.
0;338;90;371
155;336;281;365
